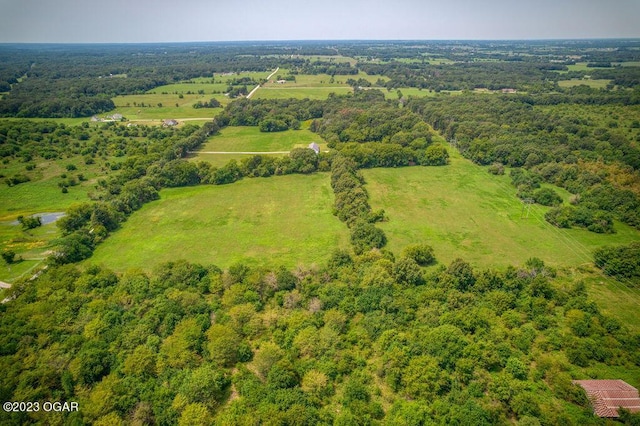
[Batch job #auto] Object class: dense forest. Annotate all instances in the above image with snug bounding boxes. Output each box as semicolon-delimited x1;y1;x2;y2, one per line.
2;251;639;425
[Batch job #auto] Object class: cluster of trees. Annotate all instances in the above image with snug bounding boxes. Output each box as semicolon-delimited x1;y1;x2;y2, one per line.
407;94;640;231
544;205;615;234
593;242;640;282
219;98;324;127
197;148;323;185
360;61;559;92
192;98;221;109
330;155;387;254
294;61;359;76
1;252;639;424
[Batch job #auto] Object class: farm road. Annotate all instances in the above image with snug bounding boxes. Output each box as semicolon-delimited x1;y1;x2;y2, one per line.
247;67;280;99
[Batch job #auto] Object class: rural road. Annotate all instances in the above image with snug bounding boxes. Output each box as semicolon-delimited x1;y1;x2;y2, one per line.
247;67;279;99
0;281;11;289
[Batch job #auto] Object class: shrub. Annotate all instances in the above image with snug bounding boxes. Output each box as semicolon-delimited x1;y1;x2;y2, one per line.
402;244;436;266
533;187;562;206
488;162;505;175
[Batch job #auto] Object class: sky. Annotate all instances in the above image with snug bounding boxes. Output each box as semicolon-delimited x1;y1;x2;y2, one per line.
0;0;638;43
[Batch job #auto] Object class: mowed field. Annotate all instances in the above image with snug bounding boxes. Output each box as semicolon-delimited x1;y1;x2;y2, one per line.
192;125;327;167
87;173;349;271
109;71;275;120
363;155;640;270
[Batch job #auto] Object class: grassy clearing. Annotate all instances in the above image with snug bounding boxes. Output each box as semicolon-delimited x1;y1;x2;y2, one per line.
87;173;349;271
363;154;640;270
110;71;276;120
196;126;325;153
558;79;611;89
253;87;352;100
111;93;225;120
192;125;326;167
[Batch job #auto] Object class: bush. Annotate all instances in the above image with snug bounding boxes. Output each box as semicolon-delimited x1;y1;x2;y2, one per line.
533;187;562;206
402;244;436;266
488;162;505;175
17;215;42;230
1;250;16;265
350;222;387;255
594;242;640;281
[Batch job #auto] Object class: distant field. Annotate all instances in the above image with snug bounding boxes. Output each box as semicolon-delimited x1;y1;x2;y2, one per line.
87;173;349;271
196;126;325;153
363;154;640;270
111;93;225;120
254;87;352;100
558;79;611;89
192;125;326;167
109;70;277;120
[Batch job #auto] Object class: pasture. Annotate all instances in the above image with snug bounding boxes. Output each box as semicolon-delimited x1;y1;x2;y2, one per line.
87;173;349;271
109;71;276;120
558;79;611;89
192;126;326;167
363;155;640;270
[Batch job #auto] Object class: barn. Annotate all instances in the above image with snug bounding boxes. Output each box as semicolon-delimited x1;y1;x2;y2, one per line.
573;380;640;418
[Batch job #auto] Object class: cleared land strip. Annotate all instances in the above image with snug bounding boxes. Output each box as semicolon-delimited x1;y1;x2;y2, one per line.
247;67;279;99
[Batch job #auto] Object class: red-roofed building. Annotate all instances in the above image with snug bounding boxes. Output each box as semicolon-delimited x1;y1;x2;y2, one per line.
573;380;640;418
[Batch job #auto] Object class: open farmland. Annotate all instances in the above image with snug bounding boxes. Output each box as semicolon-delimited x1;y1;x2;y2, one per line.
363;155;640;270
109;71;276;120
88;172;349;271
192;125;326;167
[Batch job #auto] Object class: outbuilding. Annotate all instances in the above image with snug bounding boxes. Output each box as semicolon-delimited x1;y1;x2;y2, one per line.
573;380;640;418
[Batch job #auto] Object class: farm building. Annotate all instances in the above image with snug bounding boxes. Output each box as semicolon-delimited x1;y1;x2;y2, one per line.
308;142;320;154
163;119;179;127
276;80;287;84
573;380;640;418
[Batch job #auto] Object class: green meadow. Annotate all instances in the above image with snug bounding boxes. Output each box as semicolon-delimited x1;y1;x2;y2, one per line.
254;87;352;100
109;71;277;120
110;93;225;121
197;125;325;151
193;126;326;167
362;155;640;270
87;173;349;271
558;79;611;89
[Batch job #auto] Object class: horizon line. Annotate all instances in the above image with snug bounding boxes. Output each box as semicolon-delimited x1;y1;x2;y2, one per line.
1;37;640;46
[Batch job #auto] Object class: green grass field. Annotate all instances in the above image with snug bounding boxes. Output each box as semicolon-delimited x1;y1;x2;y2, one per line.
558;79;611;89
254;87;352;100
194;126;325;155
363;155;640;270
192;125;327;167
87;173;349;271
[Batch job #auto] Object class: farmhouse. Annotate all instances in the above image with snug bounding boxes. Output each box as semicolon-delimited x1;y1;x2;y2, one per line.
573;380;640;418
109;113;123;120
308;142;320;154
